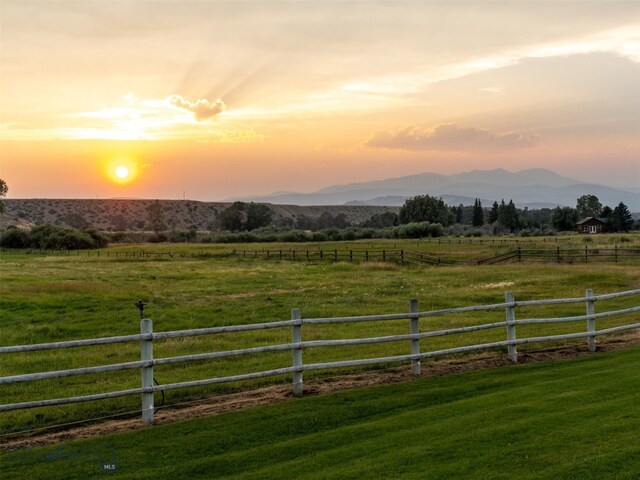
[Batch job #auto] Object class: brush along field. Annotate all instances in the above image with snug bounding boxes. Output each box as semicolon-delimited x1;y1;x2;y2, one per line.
1;235;639;435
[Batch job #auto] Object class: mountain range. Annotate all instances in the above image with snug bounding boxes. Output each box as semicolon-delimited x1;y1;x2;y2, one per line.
231;168;640;210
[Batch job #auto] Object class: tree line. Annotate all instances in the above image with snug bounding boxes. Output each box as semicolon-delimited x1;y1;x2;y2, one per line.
0;176;637;248
187;194;636;239
551;194;634;233
398;194;635;234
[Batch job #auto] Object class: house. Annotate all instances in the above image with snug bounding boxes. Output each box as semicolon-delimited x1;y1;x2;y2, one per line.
576;217;607;234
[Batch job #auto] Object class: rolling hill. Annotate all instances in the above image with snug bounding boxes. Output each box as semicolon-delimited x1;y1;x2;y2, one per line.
0;199;398;232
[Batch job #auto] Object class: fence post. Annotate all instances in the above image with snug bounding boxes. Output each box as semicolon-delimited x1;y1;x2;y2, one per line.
140;318;154;425
586;289;596;352
292;308;303;396
410;299;421;376
505;292;517;362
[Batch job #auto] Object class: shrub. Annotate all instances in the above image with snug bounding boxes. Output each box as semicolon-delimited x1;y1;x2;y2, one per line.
341;229;357;241
148;233;168;243
5;224;109;250
235;232;258;243
214;234;235;243
311;232;328;242
393;222;444;239
0;227;30;248
40;229;95;249
358;229;376;239
278;230;308;242
168;229;197;243
81;228;109;248
258;233;278;243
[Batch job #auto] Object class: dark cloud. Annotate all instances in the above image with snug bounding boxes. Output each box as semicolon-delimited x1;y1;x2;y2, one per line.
169;95;226;121
367;123;540;151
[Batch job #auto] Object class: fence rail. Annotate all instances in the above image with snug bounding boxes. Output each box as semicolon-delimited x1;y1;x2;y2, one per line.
1;289;639;426
231;247;640;265
3;245;639;266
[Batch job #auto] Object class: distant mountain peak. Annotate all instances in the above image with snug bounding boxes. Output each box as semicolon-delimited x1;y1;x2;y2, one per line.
229;167;639;210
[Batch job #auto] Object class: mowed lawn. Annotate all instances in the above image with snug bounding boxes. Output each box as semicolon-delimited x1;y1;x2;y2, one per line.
2;344;639;480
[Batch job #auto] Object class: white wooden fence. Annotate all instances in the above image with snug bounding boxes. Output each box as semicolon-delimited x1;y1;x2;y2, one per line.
1;289;639;426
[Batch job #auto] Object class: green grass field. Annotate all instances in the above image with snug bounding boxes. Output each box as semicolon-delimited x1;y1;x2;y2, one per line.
1;236;639;435
2;345;639;479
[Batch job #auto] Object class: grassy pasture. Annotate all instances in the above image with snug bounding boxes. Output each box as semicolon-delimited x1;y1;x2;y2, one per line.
68;232;639;262
1;236;639;435
2;345;639;479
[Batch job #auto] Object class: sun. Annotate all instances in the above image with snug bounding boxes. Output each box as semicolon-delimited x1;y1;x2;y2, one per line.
115;165;129;179
106;158;138;184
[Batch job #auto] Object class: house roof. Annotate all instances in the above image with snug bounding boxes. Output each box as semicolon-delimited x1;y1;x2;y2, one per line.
576;217;608;225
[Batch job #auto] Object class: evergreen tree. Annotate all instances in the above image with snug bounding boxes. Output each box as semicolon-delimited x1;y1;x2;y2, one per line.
472;198;484;226
610;202;633;232
455;204;464;224
497;199;519;232
600;205;613;232
488;201;499;223
497;199;507;227
519;206;531;230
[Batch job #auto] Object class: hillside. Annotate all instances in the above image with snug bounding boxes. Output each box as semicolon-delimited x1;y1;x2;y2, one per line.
0;199;399;232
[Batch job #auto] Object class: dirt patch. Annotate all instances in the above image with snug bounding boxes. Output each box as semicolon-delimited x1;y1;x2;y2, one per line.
2;331;639;451
474;281;515;289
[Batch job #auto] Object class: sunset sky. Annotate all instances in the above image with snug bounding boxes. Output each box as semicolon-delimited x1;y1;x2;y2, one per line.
1;1;639;200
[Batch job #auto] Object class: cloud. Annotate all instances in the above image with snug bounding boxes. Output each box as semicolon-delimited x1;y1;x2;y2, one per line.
196;129;266;144
367;123;540;152
169;95;226;121
480;86;504;95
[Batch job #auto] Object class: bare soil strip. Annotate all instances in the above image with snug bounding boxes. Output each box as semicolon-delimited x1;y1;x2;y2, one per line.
2;331;639;451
